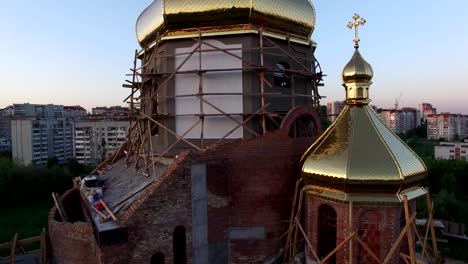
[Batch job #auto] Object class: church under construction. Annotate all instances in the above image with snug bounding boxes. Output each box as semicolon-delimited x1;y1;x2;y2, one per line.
47;1;439;264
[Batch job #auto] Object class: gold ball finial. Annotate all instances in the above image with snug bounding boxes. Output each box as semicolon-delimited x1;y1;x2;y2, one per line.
348;13;366;48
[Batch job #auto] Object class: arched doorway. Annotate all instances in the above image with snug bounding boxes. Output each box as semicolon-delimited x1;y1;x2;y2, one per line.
173;226;187;264
318;204;337;263
150;252;164;264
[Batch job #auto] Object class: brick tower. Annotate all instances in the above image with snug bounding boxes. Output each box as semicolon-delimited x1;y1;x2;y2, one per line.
300;14;427;264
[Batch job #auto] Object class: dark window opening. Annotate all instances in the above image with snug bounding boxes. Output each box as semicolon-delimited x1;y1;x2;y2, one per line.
173;226;187;264
318;204;337;264
274;62;290;88
150;252;165;264
288;114;317;138
357;87;364;98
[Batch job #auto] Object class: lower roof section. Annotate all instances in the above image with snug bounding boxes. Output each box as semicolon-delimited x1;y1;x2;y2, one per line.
305;185;427;204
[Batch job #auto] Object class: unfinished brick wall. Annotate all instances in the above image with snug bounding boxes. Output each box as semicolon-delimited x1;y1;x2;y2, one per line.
305;195;417;264
48;189;99;264
108;151;194;264
199;130;317;263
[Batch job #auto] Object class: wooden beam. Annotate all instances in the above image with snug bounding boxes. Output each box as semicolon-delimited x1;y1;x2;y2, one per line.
382;212;417;264
404;195;416;264
259;28;266;134
41;228;46;264
142;112;202;151
99;199;117;222
349;201;353;264
91;205;108;221
285;179;302;262
262;35;309;72
400;253;425;264
295;217;320;263
153;119;201;164
200;97;259;137
354;235;381;264
149;42;201;101
9;233;18;264
0;236;41;250
320;232;356;264
213;103;271;146
52;192;68;222
426;192;438;258
291;189;304;260
412;222;432;261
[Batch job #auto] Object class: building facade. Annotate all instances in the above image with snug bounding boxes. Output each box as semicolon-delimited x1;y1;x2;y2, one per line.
0;106;13;152
378;107;420;134
91;106;129;119
64;106;88;119
435;141;468;160
10;104;77;166
420;103;437;122
74;120;129;164
427;113;468;141
326;101;346;122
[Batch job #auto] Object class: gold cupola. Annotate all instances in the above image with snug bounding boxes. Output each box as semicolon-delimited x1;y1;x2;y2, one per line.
136;0;316;47
341;14;373;105
300;14;427;203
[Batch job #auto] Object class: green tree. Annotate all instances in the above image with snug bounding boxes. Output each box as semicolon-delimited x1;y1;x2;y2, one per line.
46;156;59;168
320;105;331;130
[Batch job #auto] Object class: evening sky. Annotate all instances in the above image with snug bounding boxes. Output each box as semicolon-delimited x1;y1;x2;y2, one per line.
0;0;466;113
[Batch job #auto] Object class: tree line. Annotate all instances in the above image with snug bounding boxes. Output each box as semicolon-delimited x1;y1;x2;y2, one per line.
0;154;92;208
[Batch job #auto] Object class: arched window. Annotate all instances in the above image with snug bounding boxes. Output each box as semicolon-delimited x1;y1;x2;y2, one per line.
173;226;187;264
288;114;317;138
357;87;364;98
150;252;164;264
318;204;337;263
274;62;290;88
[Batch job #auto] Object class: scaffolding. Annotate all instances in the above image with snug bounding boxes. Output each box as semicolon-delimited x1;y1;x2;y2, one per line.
284;180;442;264
112;28;323;174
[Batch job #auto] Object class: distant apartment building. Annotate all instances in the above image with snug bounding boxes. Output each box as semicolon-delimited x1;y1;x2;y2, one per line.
377;107;420;134
0;106;13;152
91;106;129;120
435;141;468;160
420;103;437;122
74;120;129;164
10;104;86;166
326;101;346;122
427;113;468;141
64;105;87;119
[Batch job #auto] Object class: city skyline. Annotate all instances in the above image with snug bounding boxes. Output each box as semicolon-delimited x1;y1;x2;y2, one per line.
1;0;467;113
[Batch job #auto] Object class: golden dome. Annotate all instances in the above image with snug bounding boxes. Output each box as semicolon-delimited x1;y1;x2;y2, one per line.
136;0;316;47
342;48;373;83
300;105;427;201
300;13;427;203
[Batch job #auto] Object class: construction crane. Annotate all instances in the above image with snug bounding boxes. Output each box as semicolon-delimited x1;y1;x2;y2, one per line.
395;90;404;110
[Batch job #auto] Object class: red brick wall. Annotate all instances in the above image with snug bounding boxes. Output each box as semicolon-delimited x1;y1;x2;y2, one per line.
48;189;99;264
305;195;417;264
199;130;316;263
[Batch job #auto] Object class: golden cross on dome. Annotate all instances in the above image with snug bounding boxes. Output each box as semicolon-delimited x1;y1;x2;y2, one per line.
347;13;366;48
